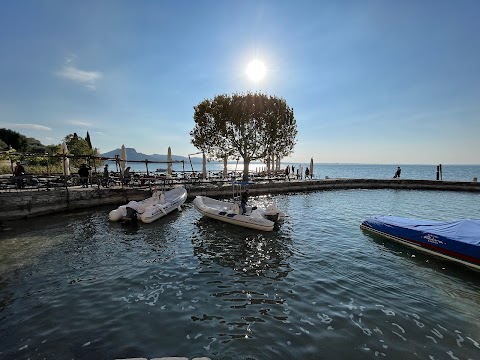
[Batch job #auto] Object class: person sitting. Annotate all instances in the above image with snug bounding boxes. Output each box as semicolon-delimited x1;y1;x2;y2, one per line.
393;166;401;179
13;161;25;189
78;164;91;187
123;166;131;185
241;188;249;215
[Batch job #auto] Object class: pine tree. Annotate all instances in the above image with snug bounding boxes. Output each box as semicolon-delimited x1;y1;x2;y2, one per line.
86;132;93;149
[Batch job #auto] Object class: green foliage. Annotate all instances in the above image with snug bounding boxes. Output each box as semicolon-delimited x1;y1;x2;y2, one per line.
0;129;101;174
0;129;50;153
63;133;96;167
86;131;93;149
0;162;64;175
26;137;49;154
191;92;297;179
0;128;28;151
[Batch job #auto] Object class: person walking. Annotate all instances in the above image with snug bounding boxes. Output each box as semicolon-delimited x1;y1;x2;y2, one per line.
285;165;290;181
13;161;25;188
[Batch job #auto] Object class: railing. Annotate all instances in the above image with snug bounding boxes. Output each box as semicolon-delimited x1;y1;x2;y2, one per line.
0;170;300;192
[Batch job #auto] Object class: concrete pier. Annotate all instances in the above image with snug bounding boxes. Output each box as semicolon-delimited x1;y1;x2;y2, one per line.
1;178;479;221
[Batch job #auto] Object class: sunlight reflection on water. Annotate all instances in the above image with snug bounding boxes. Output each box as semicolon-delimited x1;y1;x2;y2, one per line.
1;189;480;359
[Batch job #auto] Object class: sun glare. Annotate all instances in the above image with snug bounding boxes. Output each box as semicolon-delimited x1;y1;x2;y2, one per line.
246;60;266;82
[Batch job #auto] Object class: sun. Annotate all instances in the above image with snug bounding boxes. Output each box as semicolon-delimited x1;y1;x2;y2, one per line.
246;59;266;82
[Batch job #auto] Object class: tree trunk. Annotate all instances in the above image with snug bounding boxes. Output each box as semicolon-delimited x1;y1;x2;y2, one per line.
223;156;228;178
243;158;250;181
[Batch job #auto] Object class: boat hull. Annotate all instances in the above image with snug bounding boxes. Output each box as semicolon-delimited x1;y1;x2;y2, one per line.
140;187;187;223
193;196;279;231
361;215;480;271
109;187;187;224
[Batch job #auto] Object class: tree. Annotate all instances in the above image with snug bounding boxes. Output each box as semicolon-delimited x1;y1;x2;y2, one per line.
191;92;297;180
85;131;93;149
25;137;48;154
0;139;8;150
0;128;28;152
63;134;95;168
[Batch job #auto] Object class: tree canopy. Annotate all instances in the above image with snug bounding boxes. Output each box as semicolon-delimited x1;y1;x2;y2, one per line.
63;133;97;167
0;128;28;152
191;92;297;180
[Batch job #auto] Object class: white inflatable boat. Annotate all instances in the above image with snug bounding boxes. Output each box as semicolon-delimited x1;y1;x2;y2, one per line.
192;195;285;231
109;186;187;224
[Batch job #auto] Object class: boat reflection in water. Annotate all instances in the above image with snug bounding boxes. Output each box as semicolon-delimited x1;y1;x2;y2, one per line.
190;216;294;340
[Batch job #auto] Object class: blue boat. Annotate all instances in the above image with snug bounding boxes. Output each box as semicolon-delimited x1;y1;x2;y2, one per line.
360;215;480;271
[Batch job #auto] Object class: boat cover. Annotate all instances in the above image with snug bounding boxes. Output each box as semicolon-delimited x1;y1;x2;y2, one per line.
362;215;480;260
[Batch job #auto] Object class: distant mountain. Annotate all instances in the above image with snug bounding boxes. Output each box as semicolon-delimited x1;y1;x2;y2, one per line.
101;148;204;163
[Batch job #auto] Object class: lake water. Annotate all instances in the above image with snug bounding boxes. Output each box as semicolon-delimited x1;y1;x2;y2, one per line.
124;162;480;182
1;166;480;359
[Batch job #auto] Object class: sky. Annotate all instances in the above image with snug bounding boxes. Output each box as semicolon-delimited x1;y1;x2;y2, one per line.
0;0;479;165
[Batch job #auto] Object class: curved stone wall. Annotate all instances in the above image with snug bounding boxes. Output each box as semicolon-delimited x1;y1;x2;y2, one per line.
1;179;479;221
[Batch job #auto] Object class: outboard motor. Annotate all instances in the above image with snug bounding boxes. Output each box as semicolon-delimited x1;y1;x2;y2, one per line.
121;206;138;225
264;204;280;222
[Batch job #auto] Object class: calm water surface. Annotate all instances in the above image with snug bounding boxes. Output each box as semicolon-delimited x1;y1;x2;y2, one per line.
1;189;480;359
129;163;480;182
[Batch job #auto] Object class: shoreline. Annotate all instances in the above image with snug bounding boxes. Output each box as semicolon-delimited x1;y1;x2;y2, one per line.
1;178;479;221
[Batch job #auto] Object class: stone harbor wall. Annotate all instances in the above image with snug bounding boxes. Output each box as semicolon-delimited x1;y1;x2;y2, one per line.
1;179;479;221
0;187;151;221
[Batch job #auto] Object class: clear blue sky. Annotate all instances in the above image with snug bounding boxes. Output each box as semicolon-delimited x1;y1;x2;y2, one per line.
0;0;479;164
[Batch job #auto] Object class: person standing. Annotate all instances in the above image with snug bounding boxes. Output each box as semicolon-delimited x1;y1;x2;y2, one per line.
305;167;310;180
241;188;249;215
103;164;110;187
13;161;25;188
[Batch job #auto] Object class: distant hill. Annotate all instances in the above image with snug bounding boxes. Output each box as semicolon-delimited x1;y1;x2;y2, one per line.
101;148;204;163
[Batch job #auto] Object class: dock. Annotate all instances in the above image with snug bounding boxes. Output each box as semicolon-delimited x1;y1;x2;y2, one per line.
1;178;479;221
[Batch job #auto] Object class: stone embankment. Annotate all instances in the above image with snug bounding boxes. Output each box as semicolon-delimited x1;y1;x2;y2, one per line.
1;178;479;221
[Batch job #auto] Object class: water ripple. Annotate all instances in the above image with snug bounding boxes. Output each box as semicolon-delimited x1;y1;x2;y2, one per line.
1;190;480;359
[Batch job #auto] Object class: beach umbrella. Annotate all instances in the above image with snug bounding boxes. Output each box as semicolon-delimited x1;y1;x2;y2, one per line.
202;153;207;180
223;156;228;178
120;144;127;176
310;158;314;178
167;146;172;175
61;141;70;176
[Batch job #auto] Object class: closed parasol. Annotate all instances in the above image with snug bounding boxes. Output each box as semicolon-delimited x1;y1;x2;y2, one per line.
120;144;127;176
61;141;70;176
167;146;172;175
